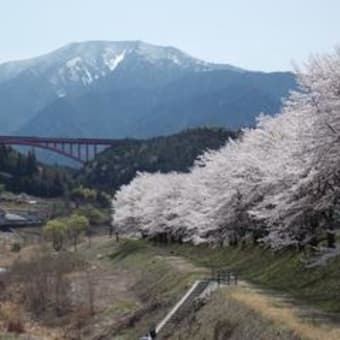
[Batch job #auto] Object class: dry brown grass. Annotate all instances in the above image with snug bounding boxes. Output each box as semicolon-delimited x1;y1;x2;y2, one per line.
229;283;340;340
0;237;145;339
154;255;207;274
168;289;300;340
4;237;340;339
0;301;64;339
0;238;42;269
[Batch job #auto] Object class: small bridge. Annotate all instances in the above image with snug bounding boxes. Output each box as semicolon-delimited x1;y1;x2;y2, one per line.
0;135;118;163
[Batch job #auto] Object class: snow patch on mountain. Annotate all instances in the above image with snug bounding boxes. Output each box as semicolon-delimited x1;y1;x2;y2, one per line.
66;56;83;68
57;89;66;98
0;40;243;97
56;56;96;85
82;68;93;85
103;49;126;71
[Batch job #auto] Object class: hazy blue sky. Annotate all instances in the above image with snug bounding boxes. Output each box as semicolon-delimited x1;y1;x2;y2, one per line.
1;0;339;71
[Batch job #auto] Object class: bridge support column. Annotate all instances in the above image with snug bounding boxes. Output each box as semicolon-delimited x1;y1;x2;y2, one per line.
86;143;89;163
78;144;81;161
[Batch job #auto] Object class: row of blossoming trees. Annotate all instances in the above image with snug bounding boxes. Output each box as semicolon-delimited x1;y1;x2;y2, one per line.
112;50;340;250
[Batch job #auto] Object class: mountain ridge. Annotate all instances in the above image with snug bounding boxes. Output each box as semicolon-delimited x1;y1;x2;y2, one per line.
0;40;241;90
0;40;296;154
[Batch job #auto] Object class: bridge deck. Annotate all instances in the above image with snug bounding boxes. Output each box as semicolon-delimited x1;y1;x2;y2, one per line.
0;135;120;163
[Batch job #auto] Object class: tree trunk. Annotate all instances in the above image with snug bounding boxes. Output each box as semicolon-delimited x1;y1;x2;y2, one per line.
74;236;78;252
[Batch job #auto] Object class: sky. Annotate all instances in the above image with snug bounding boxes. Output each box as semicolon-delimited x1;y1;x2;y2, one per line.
0;0;339;71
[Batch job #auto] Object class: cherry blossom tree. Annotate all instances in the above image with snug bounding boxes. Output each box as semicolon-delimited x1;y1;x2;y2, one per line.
112;48;340;250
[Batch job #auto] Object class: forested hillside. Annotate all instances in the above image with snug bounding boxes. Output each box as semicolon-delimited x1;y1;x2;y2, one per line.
79;127;237;192
0;146;73;197
0;128;237;197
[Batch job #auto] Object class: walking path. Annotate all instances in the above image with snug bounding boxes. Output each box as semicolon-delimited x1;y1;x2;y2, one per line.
156;251;340;340
228;281;340;340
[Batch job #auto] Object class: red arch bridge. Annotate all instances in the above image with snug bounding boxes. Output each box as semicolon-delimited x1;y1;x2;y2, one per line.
0;135;118;163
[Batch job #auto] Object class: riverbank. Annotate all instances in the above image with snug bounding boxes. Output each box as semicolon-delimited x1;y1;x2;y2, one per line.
1;237;340;339
156;241;340;314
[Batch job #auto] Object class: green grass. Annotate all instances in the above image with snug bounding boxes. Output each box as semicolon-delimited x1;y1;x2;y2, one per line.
78;238;340;339
88;238;340;339
109;240;201;305
105;240;203;339
134;241;340;314
105;299;138;316
104;240;323;338
0;335;20;340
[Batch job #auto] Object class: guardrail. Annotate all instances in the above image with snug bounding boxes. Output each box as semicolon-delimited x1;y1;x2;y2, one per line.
141;270;238;339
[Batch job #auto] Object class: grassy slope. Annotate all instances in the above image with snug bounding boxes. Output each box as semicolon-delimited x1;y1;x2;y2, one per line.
3;238;337;339
0;240;340;340
105;240;306;340
105;240;204;338
104;240;304;339
158;242;340;313
169;290;301;340
106;240;340;313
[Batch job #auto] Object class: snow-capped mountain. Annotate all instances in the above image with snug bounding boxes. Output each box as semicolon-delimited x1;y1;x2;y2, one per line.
0;41;238;98
0;40;296;151
0;41;247;134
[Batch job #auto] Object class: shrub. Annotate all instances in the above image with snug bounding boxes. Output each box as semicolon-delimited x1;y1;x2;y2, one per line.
6;319;25;334
10;242;21;253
